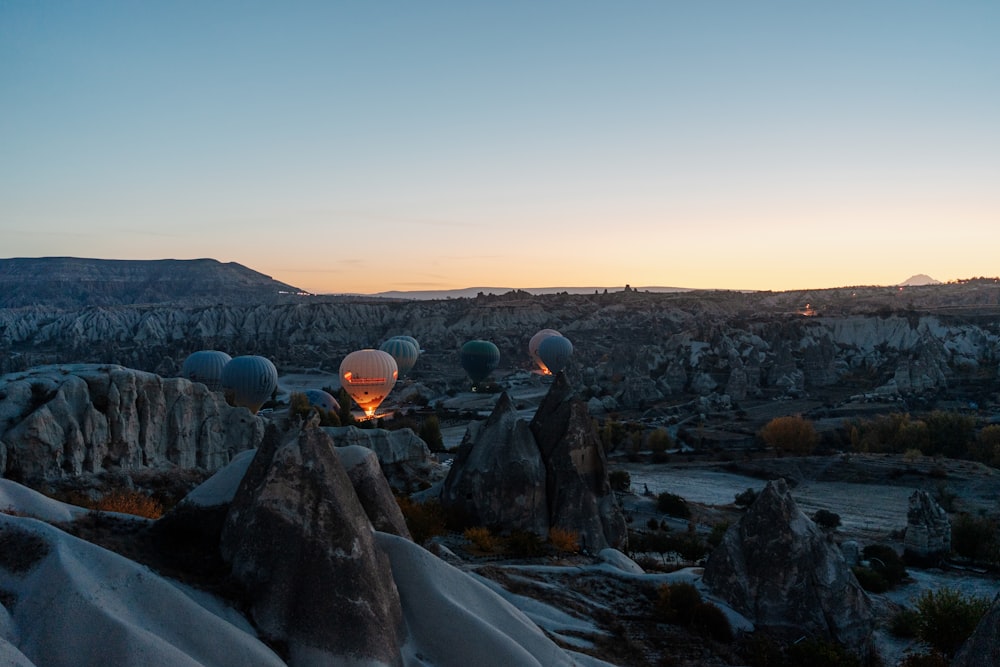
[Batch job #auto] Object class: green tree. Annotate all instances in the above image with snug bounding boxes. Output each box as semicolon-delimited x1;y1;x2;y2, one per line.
923;410;976;458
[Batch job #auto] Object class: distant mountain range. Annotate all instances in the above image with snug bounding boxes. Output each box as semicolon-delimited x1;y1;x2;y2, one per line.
0;257;309;309
899;274;942;286
367;285;691;300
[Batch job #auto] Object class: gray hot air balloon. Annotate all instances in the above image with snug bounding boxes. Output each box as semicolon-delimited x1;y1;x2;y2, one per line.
389;335;420;352
181;350;232;392
380;338;420;375
220;355;278;414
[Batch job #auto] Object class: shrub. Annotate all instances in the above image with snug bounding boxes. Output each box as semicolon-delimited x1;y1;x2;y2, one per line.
504;529;545;558
95;490;163;519
396;496;447;545
690;601;733;642
914;587;992;657
889;608;921;638
419;415;445;452
923;410;976;458
463;526;498;553
852;566;889;593
813;509;841;530
734;487;758;507
862;543;908;587
656;491;691;519
784;637;861;667
655;582;702;624
609;470;631;493
898;652;949;667
647;428;673;454
971;424;1000;466
759;415;818;454
951;513;999;563
708;521;729;548
549;527;580;553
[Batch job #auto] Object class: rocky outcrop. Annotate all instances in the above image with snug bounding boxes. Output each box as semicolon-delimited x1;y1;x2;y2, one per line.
220;422;403;665
0;365;263;483
440;392;549;536
323;425;439;493
335;444;411;539
903;489;952;564
704;479;875;655
531;374;627;552
951;594;1000;667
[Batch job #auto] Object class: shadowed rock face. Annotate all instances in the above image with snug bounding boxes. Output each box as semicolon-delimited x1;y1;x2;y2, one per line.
440;392;549;536
951;594;1000;667
903;489;951;565
220;423;403;666
0;364;263;483
323;425;436;493
703;479;875;655
530;373;627;552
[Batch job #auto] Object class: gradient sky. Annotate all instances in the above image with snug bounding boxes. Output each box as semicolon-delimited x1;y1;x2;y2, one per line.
2;2;998;294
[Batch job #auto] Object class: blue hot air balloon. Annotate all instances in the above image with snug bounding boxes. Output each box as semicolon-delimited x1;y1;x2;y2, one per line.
181;350;232;391
304;388;340;412
528;329;561;373
220;355;278;413
538;335;573;375
388;335;420;352
460;340;500;386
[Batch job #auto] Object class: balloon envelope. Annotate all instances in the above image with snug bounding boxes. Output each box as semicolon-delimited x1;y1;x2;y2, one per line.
340;349;398;417
181;350;232;391
538;335;573;375
388;335;420;352
220;355;278;413
460;340;500;384
528;329;562;373
379;338;420;374
304;389;340;412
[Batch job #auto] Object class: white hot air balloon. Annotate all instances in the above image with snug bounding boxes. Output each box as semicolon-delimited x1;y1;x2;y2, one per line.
339;349;398;418
528;329;562;374
181;350;232;391
220;355;278;414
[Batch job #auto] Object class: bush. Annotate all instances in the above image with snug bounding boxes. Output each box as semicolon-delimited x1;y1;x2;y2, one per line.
419;415;445;452
889;608;921;638
759;415;818;454
655;582;702;624
913;587;992;657
951;513;999;563
609;470;631;493
898;652;949;667
708;521;729;548
971;424;1000;466
734;487;758;507
690;601;733;642
852;566;889;593
463;526;498;553
784;638;861;667
504;530;545;558
396;496;447;545
549;527;580;553
647;428;673;454
863;543;908;587
813;509;841;530
656;491;691;519
94;490;163;519
923;410;976;458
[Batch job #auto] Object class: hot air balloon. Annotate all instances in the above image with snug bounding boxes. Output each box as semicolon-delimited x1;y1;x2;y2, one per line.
460;340;500;387
339;349;398;418
181;350;232;391
388;335;420;352
304;388;340;412
379;338;420;375
538;335;573;375
220;355;278;413
528;329;562;373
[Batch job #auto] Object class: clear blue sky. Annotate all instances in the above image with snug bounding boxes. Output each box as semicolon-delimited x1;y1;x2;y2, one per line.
2;1;997;293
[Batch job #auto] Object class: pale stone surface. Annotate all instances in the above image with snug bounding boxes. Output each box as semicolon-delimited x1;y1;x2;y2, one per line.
903;489;952;564
335;444;412;539
323;425;437;492
0;365;263;482
951;594;1000;667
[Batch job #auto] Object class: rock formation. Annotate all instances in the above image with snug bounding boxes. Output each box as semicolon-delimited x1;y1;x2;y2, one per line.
440;392;549;536
335;444;411;539
323;425;438;492
530;373;627;552
220;422;404;665
441;377;627;551
903;489;952;564
951;593;1000;667
0;364;263;483
703;478;875;654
